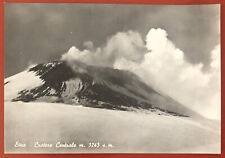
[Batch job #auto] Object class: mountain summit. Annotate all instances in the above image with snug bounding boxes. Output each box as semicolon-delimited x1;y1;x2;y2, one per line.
4;60;200;118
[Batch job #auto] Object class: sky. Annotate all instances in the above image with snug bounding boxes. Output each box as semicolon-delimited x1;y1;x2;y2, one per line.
4;3;220;119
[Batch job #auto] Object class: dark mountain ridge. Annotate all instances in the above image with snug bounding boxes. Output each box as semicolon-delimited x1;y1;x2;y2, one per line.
6;60;202;118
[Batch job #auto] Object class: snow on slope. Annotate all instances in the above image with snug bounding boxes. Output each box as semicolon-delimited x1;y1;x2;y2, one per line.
4;101;220;153
4;71;43;101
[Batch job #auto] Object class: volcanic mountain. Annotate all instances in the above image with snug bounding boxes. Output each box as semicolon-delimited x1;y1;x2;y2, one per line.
4;60;201;118
4;60;221;153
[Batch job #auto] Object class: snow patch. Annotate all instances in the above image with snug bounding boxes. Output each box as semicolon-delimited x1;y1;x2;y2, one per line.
4;71;44;101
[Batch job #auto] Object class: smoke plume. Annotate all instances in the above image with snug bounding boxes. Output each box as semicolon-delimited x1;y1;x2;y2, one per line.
61;28;220;119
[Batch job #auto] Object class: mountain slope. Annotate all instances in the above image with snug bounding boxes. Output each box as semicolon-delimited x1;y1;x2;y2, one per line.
4;60;201;118
4;60;220;153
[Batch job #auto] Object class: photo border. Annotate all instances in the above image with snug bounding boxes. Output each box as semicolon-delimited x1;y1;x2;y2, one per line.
0;0;224;158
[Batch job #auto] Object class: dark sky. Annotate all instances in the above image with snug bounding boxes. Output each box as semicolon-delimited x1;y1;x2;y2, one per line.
4;3;220;77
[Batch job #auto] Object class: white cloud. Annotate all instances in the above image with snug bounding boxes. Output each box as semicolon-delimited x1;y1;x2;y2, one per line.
61;28;221;119
114;28;220;119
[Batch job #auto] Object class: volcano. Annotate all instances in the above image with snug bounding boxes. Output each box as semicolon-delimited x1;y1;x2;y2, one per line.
5;60;201;118
4;60;221;153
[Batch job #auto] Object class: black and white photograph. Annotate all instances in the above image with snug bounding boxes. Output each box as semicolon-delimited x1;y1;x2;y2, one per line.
4;3;221;153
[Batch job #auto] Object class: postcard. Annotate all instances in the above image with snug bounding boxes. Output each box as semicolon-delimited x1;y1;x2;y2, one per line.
1;1;222;156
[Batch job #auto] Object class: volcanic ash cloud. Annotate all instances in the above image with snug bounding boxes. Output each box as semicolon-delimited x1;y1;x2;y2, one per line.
61;28;221;120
